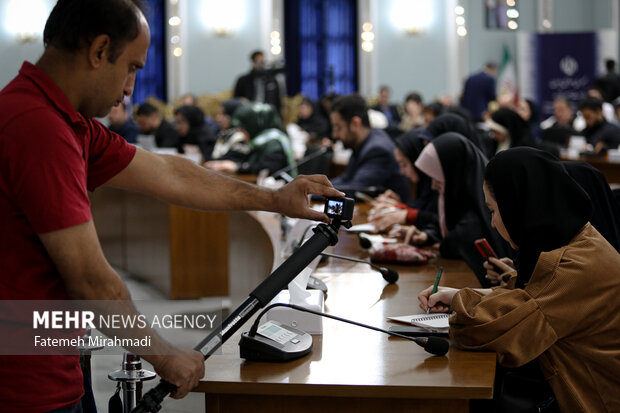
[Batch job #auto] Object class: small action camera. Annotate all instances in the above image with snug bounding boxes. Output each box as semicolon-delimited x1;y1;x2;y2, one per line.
324;197;354;221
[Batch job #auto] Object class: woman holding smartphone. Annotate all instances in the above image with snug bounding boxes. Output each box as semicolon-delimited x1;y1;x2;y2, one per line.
418;147;620;412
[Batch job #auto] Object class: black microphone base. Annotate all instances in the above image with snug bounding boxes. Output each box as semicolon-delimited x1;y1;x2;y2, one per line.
239;327;312;362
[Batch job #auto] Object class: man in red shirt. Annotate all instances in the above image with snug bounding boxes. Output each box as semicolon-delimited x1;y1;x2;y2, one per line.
0;1;342;412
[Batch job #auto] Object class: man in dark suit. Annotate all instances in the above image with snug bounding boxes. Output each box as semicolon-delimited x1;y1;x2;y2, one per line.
108;101;140;143
594;59;620;103
371;85;401;129
580;97;620;153
233;50;281;112
330;94;409;201
460;62;497;122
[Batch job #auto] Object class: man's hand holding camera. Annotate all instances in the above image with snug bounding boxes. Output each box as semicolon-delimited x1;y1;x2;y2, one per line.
272;175;344;223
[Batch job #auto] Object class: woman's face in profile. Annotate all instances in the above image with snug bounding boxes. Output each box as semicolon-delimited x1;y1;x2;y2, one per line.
483;183;518;250
394;148;418;183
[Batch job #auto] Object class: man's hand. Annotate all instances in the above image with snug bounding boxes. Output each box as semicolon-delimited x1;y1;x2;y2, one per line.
417;285;459;313
272;175;344;222
146;346;205;399
484;257;515;284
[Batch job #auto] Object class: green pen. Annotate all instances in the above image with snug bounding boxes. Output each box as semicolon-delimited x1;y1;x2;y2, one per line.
426;266;444;314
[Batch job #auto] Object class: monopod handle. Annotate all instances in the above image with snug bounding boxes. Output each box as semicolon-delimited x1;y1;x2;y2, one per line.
131;380;176;413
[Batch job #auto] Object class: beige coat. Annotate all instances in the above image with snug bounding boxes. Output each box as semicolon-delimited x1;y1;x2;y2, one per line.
450;223;620;413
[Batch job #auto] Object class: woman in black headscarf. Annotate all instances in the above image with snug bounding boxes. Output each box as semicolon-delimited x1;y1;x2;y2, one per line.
418;147;620;412
369;128;438;233
563;162;620;252
426;113;483;149
485;159;620;282
411;132;512;286
487;107;536;154
297;97;330;141
174;105;216;161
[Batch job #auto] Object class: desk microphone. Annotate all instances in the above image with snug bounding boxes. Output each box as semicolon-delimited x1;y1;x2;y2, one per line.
358;234;372;249
242;303;449;358
272;147;329;183
321;252;399;284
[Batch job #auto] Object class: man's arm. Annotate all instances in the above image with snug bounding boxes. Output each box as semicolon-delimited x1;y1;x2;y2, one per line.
105;148;343;221
39;221;204;399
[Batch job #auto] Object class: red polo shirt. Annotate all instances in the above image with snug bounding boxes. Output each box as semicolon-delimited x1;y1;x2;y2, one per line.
0;62;136;412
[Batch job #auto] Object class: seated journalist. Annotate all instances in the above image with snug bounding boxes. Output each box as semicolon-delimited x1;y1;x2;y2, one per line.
329;94;410;201
418;147;620;412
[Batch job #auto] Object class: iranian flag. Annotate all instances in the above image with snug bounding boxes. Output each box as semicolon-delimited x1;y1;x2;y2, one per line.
496;45;518;104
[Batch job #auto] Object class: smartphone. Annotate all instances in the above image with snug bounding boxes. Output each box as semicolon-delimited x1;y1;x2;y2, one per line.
475;238;504;276
388;326;449;337
474;238;497;260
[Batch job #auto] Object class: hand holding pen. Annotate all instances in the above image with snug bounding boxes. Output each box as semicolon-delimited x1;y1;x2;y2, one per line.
417;267;460;313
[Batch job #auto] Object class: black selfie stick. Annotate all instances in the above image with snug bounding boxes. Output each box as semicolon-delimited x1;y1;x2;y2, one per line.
132;220;346;413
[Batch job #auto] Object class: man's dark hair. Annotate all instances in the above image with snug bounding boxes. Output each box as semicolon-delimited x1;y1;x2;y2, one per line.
605;59;616;73
330;94;370;128
43;0;146;63
136;102;159;117
485;62;498;70
579;96;603;112
405;92;423;104
250;51;264;62
423;102;444;117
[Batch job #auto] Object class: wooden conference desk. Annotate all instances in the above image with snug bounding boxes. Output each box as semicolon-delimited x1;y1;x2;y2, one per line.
564;154;620;184
194;207;496;413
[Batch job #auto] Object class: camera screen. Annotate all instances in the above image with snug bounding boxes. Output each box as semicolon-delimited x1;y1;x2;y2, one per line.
326;200;344;216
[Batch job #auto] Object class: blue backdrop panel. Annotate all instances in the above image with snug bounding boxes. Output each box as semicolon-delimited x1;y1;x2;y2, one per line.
534;32;597;118
132;0;167;104
284;0;357;100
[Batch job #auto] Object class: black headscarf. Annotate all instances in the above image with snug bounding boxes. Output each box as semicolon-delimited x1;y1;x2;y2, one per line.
175;105;206;132
221;99;244;119
394;128;434;211
563;161;620;252
175;105;216;160
432;133;512;285
491;108;536;148
297;98;329;139
485;148;592;287
427;113;483;149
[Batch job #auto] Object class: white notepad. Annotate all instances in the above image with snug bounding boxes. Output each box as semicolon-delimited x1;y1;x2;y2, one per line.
388;313;450;329
345;223;376;233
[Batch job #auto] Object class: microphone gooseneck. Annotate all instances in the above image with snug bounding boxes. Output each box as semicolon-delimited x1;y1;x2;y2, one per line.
320;252;399;284
247;303;449;357
271;147;329;182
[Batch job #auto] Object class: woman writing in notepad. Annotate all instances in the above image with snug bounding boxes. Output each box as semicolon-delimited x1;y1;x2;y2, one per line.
386;132;512;287
417;147;620;412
